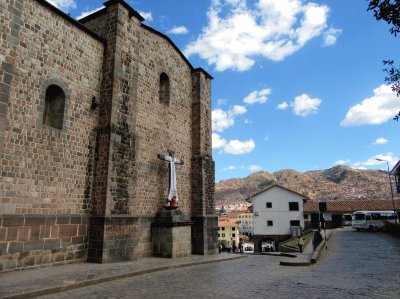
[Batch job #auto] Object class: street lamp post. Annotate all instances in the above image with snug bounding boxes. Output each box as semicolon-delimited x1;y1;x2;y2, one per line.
376;159;398;224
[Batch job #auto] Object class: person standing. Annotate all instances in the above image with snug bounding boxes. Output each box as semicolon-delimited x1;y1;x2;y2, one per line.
239;240;244;255
227;241;232;253
298;236;305;253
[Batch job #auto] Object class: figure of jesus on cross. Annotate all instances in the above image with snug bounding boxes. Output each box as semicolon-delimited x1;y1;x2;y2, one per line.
157;152;184;207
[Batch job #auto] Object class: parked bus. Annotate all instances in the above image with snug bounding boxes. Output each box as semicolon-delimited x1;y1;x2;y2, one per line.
352;210;398;231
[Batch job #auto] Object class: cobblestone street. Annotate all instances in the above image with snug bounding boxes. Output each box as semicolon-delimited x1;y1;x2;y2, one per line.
37;228;400;299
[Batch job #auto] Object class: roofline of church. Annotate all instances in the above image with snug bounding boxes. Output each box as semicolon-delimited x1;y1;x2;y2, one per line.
141;24;213;80
104;0;145;21
78;0;144;23
72;0;214;80
35;0;106;44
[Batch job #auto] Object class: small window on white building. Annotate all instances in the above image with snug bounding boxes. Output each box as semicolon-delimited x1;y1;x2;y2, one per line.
290;220;300;226
267;220;273;226
289;202;299;211
266;202;272;208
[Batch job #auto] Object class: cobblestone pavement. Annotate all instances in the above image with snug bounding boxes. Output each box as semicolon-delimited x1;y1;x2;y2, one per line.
38;227;400;299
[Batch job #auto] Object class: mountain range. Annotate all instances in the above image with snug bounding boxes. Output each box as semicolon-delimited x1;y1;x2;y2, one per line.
215;166;397;206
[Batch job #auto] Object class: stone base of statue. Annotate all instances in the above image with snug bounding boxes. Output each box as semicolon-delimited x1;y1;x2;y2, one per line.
151;207;193;258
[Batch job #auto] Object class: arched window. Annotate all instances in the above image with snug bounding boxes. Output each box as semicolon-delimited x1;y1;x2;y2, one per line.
43;85;65;130
159;72;170;105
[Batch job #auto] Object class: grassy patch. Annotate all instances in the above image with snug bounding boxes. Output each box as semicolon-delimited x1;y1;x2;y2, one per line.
280;232;313;250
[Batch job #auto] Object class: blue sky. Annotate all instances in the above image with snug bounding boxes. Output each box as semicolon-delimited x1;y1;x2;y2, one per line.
50;0;400;182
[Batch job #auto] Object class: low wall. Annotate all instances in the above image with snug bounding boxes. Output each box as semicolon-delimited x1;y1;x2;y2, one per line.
0;214;88;271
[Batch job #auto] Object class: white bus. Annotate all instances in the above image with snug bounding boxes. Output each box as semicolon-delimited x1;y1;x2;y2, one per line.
352;210;398;231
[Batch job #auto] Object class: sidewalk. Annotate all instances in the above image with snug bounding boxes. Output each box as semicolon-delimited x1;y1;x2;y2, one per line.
0;254;245;299
279;229;332;266
0;231;333;298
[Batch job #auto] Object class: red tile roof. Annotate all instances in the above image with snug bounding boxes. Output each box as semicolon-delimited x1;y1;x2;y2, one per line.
304;199;400;213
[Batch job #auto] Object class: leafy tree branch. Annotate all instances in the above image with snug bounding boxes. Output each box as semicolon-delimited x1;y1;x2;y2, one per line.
368;0;400;120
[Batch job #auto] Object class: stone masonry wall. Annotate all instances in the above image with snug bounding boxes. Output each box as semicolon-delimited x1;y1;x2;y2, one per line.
0;0;104;270
190;69;218;255
0;0;24;160
0;214;88;271
0;0;104;215
82;1;216;259
134;26;194;216
0;0;217;268
80;2;150;262
81;1;195;259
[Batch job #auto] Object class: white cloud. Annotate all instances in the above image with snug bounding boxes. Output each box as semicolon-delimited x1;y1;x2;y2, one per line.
352;152;398;169
212;105;247;132
212;133;255;154
224;139;255;154
244;118;252;124
217;98;228;105
335;159;350;166
248;165;262;171
243;88;271;104
323;27;342;46
184;0;331;71
341;84;399;127
223;165;236;171
139;11;153;21
372;137;388;145
168;26;189;35
47;0;76;10
292;93;321;116
77;6;104;20
277;101;289;110
212;133;227;149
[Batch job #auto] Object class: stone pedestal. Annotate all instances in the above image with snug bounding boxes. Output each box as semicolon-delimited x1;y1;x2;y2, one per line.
152;207;192;258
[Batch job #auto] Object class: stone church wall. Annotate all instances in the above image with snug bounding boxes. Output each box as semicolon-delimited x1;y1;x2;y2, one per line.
134;26;194;216
0;0;217;271
0;0;104;271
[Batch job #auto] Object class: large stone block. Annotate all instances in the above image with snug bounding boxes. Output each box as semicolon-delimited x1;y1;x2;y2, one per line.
152;208;192;258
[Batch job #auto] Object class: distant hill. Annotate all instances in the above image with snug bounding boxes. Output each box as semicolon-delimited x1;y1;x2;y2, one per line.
215;166;396;205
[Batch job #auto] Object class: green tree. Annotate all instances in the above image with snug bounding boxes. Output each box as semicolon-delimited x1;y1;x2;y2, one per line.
368;0;400;120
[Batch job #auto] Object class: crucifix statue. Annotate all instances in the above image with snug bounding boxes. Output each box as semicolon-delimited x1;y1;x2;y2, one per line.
157;152;184;207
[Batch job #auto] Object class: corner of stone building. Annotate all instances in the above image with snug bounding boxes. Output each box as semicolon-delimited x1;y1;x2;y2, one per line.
190;69;218;255
0;0;24;157
80;0;147;264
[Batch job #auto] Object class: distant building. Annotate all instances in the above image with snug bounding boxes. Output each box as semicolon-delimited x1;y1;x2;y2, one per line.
218;216;240;250
247;184;308;253
391;161;400;194
304;199;400;228
238;212;254;237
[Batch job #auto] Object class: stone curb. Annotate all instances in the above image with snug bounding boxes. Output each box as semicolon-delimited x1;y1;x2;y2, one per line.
280;259;311;267
260;252;297;258
311;229;333;264
2;255;246;299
